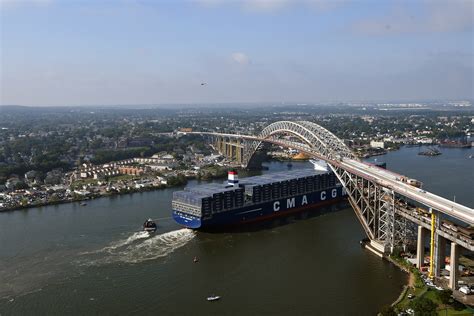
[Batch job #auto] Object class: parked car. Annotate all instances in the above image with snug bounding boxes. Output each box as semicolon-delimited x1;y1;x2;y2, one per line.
459;286;471;295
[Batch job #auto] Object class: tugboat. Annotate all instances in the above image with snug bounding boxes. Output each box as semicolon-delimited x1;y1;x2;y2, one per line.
143;218;157;233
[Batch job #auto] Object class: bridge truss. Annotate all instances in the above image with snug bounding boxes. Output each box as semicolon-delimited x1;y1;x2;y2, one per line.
250;121;409;252
195;120;472;256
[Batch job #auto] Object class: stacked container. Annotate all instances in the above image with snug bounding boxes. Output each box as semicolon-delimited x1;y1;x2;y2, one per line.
234;188;244;208
289;179;297;195
281;180;289;197
272;182;281;199
172;168;341;218
213;192;223;212
262;184;272;201
297;178;306;194
224;190;234;209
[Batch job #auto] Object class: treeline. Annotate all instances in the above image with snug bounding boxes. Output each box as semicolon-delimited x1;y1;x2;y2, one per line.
90;135;210;165
0;158;70;185
166;174;188;186
91;147;152;164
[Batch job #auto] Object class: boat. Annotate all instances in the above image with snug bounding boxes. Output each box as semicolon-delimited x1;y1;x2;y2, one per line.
143;218;157;232
193;256;199;263
80;202;87;206
206;295;221;301
172;169;346;230
418;147;441;156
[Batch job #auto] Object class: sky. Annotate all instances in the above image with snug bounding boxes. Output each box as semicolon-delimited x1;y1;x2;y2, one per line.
0;0;473;106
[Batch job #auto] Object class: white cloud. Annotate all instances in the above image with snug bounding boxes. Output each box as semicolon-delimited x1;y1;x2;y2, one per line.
231;52;250;65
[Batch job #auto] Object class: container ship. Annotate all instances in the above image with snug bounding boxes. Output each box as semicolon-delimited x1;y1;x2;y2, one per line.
172;163;347;230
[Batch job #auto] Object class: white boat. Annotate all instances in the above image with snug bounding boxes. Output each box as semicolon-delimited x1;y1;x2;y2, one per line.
206;295;221;301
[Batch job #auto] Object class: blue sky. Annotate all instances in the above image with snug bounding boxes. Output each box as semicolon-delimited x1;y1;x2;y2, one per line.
1;0;473;106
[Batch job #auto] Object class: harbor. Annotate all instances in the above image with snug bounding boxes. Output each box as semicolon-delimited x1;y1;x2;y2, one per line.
0;147;473;314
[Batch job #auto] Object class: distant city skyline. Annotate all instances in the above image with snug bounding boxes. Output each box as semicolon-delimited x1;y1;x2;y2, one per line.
1;0;473;106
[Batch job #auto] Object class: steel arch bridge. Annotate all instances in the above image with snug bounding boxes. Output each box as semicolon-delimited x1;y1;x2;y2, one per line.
189;120;474;284
255;120;355;161
241;120;400;248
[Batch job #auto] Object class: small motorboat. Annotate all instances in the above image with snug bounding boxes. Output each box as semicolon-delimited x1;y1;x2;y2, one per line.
143;218;157;232
80;202;87;206
193;256;199;263
206;295;220;302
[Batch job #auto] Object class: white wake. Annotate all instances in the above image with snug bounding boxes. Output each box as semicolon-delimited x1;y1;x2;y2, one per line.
79;228;195;265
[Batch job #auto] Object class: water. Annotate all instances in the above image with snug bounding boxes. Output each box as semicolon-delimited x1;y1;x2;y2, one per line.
0;146;472;315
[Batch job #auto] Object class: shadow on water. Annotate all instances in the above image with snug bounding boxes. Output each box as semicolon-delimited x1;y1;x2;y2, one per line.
201;201;350;234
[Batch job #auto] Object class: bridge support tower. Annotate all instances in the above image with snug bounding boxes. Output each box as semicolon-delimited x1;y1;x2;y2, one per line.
449;242;459;290
417;225;426;269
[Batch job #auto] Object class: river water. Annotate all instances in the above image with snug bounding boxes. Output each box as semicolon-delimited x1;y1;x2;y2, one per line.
0;146;472;315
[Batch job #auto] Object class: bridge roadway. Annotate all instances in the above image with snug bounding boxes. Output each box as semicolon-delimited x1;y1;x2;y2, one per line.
339;158;474;227
187;131;474;227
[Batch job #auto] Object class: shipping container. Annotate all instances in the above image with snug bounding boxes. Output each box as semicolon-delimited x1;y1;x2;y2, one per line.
173;168;341;217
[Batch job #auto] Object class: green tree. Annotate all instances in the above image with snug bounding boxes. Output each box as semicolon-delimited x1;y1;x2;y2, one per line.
451;300;465;311
14;181;29;190
410;297;437;316
379;304;396;316
436;289;452;305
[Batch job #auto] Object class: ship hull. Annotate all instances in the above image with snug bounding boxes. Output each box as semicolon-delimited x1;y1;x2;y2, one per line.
173;186;346;230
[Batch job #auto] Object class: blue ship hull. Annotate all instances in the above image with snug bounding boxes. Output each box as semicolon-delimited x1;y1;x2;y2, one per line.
173;186;346;229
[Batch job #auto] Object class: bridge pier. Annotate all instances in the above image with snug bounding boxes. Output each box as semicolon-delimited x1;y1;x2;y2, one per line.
435;234;446;278
416;225;426;269
449;242;459;290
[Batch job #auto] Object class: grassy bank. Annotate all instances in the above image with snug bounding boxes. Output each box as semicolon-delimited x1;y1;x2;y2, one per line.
380;255;473;315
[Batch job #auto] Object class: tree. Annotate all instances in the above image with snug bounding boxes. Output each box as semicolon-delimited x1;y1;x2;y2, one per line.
410;297;437;316
451;300;465;311
379;305;396;316
436;289;452;305
14;181;29;190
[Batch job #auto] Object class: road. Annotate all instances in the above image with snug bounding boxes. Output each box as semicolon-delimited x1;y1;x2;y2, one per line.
342;159;474;226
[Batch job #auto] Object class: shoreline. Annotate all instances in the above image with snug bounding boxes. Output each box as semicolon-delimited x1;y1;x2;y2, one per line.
360;241;415;308
0;168;239;213
0;185;170;213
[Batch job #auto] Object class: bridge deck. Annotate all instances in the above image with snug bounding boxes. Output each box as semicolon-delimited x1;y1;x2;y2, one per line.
341;159;474;226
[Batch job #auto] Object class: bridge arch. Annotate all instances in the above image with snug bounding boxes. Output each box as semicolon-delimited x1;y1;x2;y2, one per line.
245;120;356;166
